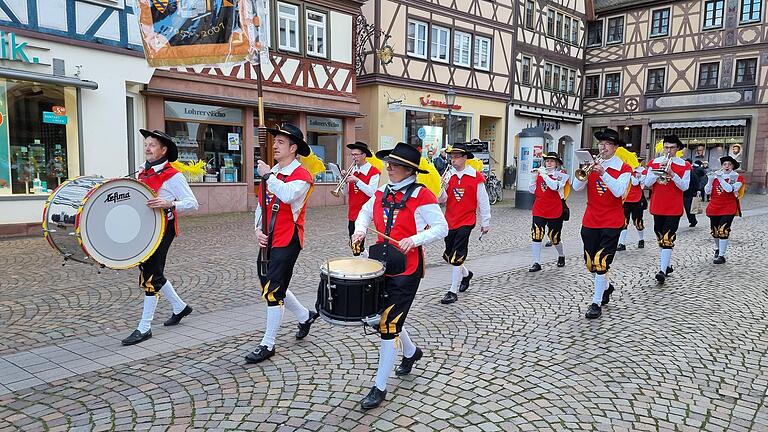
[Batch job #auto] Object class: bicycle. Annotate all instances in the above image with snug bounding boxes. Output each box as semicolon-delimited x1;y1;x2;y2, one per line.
485;169;503;205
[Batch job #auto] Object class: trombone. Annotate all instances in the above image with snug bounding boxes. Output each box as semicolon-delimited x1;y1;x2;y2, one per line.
575;156;604;181
330;162;356;197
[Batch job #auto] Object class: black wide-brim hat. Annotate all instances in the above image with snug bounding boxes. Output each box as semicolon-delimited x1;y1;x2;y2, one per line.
140;129;178;162
542;151;563;165
346;141;372;157
447;143;474;159
376;142;428;174
719;155;740;170
663;134;685;149
594;128;625;147
267;123;311;157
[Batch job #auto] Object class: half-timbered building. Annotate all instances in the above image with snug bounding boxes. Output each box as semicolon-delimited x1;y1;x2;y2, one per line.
584;0;768;191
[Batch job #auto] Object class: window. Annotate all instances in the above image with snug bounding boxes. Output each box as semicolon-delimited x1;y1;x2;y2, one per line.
277;2;300;52
607;16;624;43
522;56;531;85
556;13;563;39
704;0;724;28
454;31;472;67
646;68;666;93
560;68;568;92
547;10;555;36
306;116;344;182
650;8;670;36
568;69;575;94
306;10;326;57
587;20;603;46
698;62;719;88
741;0;762;23
564;17;571;42
431;25;450;62
735;58;757;85
553;66;561;92
604;73;621;96
585;75;600;98
571;19;579;44
407;20;428;57
544;63;552;89
474;36;491;70
525;0;535;29
406;109;470;152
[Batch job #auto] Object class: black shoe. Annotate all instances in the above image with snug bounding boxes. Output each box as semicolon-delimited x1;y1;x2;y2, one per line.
585;303;602;319
655;271;666;284
296;311;320;340
713;256;726;264
545;241;552;247
616;244;626;251
245;345;275;364
601;284;615;306
459;271;473;292
557;256;566;267
121;329;152;346
714;249;720;259
395;347;423;376
360;386;387;410
638;240;645;249
528;263;542;272
666;266;674;275
689;221;697;227
164;305;193;326
440;292;458;304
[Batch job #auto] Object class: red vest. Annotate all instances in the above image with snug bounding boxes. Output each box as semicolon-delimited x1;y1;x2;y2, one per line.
582;163;632;229
706;174;743;216
648;159;691;216
532;172;563;219
372;185;437;276
445;171;485;229
138;163;180;233
348;165;381;221
625;168;645;203
259;165;314;248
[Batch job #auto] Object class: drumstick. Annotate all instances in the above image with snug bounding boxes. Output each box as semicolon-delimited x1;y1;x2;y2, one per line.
369;227;400;244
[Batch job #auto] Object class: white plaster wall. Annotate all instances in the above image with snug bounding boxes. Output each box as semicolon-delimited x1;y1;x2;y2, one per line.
330;11;352;65
1;200;47;224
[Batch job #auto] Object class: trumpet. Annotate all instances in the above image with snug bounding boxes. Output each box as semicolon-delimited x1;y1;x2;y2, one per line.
330;162;356;197
652;153;673;185
575;156;604;181
441;167;455;189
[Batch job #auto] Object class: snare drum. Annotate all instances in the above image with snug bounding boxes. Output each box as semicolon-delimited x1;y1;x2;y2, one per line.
42;176;166;269
319;258;385;325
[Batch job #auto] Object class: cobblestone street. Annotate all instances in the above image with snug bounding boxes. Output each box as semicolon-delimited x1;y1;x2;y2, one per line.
2;191;768;431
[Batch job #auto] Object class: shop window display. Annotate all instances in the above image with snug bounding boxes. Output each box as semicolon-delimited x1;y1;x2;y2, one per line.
166;121;243;182
405;109;470;157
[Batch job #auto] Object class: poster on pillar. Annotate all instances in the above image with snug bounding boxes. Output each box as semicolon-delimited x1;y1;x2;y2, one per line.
135;0;270;66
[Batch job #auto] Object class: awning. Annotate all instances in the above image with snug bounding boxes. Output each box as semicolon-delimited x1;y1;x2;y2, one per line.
0;67;98;90
651;119;747;129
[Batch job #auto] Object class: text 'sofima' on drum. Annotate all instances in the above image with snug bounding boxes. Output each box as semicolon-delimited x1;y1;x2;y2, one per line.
42;176;166;269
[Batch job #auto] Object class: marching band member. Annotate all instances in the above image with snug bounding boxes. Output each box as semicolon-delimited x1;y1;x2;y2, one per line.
246;124;320;364
644;135;691;284
343;142;380;256
705;156;744;264
351;142;448;410
571;129;631;319
122;129;199;346
437;143;491;304
527;152;569;272
617;156;647;251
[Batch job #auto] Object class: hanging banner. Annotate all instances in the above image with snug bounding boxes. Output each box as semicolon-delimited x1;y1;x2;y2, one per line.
135;0;269;66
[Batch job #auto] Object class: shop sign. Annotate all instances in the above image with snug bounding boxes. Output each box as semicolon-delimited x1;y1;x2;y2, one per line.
0;32;46;65
419;94;461;110
307;116;343;132
165;101;243;124
43;111;67;125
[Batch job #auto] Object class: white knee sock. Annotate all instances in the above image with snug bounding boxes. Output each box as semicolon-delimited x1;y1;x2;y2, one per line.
618;229;628;245
159;281;186;314
660;249;672;272
260;306;283;349
591;274;606;305
532;241;542;264
719;239;729;257
137;295;158;333
554;243;564;257
637;229;644;241
400;328;416;358
714;237;720;251
362;249;369;258
461;265;469;277
375;339;397;391
284;289;310;323
450;266;462;293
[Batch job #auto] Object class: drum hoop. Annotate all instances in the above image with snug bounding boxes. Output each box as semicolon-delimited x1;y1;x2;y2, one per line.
75;178;166;269
320;258;386;279
41;177;75;254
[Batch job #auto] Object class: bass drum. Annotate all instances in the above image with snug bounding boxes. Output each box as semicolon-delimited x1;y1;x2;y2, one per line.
42;176;166;269
318;258;385;326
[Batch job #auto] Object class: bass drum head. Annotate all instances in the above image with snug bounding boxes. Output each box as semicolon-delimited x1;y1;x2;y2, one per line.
321;257;385;279
78;178;166;269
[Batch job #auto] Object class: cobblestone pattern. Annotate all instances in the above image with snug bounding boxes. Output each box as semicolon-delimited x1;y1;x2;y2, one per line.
1;194;767;431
